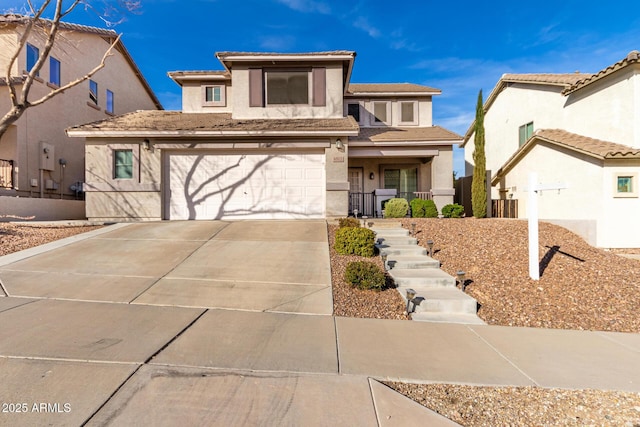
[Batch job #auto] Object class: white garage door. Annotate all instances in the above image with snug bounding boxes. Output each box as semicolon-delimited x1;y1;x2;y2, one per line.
167;152;326;220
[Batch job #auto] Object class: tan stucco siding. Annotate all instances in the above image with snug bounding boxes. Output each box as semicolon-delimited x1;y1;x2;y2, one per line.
181;82;233;113
600;161;640;247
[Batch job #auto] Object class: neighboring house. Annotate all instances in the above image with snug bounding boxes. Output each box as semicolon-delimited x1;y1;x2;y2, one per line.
463;51;640;248
67;51;461;221
0;14;161;203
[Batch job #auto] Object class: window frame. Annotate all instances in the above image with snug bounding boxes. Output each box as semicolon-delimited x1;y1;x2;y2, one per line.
264;69;311;106
399;101;417;125
372;101;391;126
89;79;98;105
49;56;60;87
106;89;114;114
382;164;419;195
519;121;534;146
113;149;134;180
202;84;226;107
613;172;638;198
26;43;39;76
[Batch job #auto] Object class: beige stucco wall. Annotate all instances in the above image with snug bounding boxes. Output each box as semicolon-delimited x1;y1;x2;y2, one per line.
0;195;85;220
344;98;433;127
0;26;158;201
496;142;640;247
181;81;233;113
230;63;345;119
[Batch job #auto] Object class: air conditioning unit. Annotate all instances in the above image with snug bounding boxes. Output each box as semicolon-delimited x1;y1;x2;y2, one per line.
45;179;58;190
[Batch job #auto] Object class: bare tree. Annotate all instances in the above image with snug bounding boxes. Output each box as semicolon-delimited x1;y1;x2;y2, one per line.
0;0;140;140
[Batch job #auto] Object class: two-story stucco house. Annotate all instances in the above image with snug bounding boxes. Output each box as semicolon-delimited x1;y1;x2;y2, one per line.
67;51;461;221
463;51;640;248
0;14;161;216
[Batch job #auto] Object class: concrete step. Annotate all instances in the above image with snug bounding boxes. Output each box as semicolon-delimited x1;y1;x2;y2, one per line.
389;268;455;287
377;236;417;246
368;221;402;229
388;255;440;269
414;288;478;314
377;245;427;257
372;228;409;237
410;312;486;325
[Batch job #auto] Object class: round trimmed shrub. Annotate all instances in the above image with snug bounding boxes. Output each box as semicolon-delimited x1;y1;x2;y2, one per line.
442;203;465;218
344;261;385;290
334;227;376;257
338;217;360;228
410;198;438;218
383;198;409;218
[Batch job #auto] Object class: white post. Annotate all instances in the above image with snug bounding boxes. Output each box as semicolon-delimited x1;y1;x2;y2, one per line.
528;172;539;280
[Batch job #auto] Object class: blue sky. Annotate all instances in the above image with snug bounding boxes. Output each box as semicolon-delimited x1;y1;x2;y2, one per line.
3;0;640;175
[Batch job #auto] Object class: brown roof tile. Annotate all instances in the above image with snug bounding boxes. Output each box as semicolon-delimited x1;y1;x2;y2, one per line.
216;51;356;58
347;83;441;94
502;73;591;86
562;50;640;95
534;129;640;158
0;13;117;37
350;126;462;143
68;111;359;135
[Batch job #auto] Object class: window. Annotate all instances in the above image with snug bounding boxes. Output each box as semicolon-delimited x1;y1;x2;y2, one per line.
114;150;133;179
266;70;309;105
347;103;360;122
373;101;390;125
384;167;418;195
202;85;225;106
106;89;114;114
519;122;534;146
400;102;416;124
614;173;638;198
49;57;60;86
89;80;98;105
26;43;39;76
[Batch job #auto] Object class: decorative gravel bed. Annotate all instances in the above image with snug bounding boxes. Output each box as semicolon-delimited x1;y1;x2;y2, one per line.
0;223;103;256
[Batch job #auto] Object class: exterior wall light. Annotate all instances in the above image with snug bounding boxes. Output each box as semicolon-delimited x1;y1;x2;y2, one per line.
369;172;375;180
142;138;154;153
426;239;434;257
457;270;466;291
406;288;417;314
335;139;344;150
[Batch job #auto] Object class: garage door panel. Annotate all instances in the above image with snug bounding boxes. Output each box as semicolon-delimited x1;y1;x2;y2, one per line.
168;152;325;220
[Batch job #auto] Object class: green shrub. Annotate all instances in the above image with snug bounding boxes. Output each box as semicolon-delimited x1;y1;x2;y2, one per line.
383;198;409;218
442;203;465;218
338;217;361;228
410;199;438;218
344;261;386;290
334;227;376;256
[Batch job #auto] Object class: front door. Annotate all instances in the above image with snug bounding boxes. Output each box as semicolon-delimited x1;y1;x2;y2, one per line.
348;167;365;216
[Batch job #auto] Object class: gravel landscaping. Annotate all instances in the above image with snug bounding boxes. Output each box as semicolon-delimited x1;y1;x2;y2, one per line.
0;223;102;256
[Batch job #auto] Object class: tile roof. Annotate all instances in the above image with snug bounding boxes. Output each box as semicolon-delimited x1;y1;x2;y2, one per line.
0;76;25;85
534;129;640;159
216;51;356;58
67;111;360;136
501;73;591;86
347;83;441;94
562;50;640;95
350;126;462;143
0;13;117;37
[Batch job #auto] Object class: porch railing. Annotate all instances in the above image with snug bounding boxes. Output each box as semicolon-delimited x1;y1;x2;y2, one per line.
349;190;433;218
0;159;14;189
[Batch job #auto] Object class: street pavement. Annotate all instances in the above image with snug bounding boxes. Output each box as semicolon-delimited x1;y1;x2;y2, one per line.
0;220;639;426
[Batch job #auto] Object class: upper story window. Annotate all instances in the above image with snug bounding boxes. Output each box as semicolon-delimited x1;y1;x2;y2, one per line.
347;103;361;123
89;80;98;105
266;70;309;105
49;57;60;86
106;89;114;114
399;101;417;125
26;43;39;76
519;122;533;146
614;173;638;198
113;149;133;179
202;85;226;106
372;101;391;125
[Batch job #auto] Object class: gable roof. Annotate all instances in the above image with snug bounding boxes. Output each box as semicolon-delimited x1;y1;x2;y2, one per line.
562;50;640;95
346;83;441;96
492;129;640;185
66;111;359;137
0;13;162;110
350;126;462;144
461;73;590;146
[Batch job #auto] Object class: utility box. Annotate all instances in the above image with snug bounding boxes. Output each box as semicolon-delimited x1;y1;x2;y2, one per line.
374;188;397;217
40;142;55;171
45;179;58;190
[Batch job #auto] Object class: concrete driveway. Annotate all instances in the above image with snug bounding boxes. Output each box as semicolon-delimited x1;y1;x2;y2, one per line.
0;220;333;315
